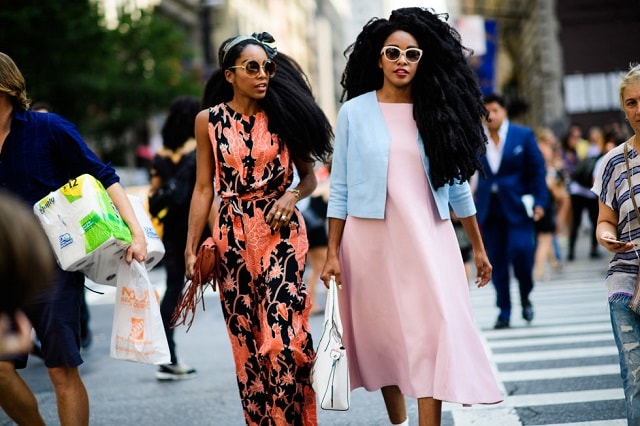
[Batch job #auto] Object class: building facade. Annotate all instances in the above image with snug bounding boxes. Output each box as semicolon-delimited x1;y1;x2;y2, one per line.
459;0;564;134
459;0;640;138
557;0;640;134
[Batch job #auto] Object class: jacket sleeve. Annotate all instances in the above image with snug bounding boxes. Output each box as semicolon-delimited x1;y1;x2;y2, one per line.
327;105;349;220
448;180;477;219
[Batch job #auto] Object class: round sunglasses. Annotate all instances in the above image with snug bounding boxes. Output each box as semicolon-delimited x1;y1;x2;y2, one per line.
380;46;423;63
228;59;277;78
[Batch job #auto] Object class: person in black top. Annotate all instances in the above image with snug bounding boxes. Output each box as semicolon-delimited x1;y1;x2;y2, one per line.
148;96;200;380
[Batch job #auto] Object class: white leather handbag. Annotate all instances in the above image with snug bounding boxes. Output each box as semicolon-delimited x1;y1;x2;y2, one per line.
312;276;350;410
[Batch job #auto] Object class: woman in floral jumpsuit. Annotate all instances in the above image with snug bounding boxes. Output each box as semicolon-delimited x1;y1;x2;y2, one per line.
185;33;333;425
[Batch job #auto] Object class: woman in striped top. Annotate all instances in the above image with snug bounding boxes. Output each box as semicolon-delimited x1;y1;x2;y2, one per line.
592;63;640;422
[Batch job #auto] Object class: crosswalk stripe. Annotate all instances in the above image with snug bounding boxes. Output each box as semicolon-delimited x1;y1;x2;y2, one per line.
505;388;624;407
489;332;614;348
450;407;521;425
484;323;614;339
499;364;621;381
492;346;618;363
543;421;626;426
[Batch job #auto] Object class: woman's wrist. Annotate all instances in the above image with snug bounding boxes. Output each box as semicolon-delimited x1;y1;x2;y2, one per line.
286;188;301;200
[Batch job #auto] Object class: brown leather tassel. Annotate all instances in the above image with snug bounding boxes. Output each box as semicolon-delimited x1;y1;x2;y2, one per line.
171;237;217;331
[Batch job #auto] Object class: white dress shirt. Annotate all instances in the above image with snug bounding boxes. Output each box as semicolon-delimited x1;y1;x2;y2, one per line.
484;119;510;192
484;119;510;174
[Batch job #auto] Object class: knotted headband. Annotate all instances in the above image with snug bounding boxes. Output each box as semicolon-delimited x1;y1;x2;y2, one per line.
221;32;278;64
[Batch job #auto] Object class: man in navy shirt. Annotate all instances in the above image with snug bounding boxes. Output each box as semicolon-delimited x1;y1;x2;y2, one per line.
0;52;148;425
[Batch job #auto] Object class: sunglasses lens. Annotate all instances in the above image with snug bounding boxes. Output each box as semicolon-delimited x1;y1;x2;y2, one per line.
244;61;260;76
406;49;421;62
265;61;277;77
385;47;401;61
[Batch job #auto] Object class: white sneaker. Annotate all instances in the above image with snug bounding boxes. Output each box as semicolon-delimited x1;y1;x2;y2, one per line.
155;362;197;381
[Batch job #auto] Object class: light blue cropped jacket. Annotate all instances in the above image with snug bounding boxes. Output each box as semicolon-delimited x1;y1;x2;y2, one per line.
327;91;476;221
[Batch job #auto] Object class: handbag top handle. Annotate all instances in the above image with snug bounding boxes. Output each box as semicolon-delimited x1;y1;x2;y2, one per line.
324;276;344;336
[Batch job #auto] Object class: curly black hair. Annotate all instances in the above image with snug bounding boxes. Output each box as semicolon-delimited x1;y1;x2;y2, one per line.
341;7;488;188
161;96;200;151
201;33;333;164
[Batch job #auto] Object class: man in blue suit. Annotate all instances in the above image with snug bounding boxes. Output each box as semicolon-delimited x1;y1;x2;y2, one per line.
475;94;548;329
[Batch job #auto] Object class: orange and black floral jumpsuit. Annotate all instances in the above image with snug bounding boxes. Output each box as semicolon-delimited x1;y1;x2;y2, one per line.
208;104;316;425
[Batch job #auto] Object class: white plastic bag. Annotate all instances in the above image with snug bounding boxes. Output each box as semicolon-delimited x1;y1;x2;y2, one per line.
312;276;350;410
110;260;170;365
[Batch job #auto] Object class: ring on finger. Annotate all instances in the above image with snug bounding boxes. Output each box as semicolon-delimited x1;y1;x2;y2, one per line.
280;215;288;221
275;211;282;217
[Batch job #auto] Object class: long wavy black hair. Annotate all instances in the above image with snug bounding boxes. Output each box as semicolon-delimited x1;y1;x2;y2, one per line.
201;33;333;164
341;8;487;188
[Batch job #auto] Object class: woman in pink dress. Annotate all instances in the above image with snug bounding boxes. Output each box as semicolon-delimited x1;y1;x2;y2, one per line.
185;33;333;425
321;8;503;425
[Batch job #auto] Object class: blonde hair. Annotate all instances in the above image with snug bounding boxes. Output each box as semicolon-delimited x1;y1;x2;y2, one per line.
619;63;640;109
0;52;30;111
536;127;556;144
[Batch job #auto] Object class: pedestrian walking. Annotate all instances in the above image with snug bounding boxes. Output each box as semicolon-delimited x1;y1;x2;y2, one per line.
592;63;640;423
474;93;548;329
566;126;603;261
300;164;330;315
0;51;147;426
30;101;93;355
185;33;333;425
148;96;200;380
320;8;502;425
533;127;568;281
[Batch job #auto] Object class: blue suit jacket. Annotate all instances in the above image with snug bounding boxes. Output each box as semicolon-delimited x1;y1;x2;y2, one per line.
475;123;549;226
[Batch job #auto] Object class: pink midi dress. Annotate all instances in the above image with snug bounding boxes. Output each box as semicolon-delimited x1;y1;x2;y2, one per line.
338;102;503;405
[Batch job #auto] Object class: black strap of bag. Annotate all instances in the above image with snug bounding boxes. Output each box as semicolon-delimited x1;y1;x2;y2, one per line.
622;142;640;313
